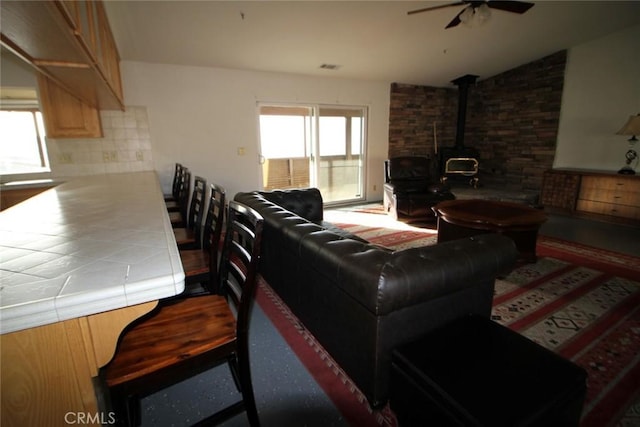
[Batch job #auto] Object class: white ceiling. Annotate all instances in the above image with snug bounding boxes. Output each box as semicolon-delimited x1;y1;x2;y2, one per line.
104;1;640;88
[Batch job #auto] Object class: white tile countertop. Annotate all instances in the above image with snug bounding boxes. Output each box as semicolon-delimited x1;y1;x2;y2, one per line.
0;172;185;334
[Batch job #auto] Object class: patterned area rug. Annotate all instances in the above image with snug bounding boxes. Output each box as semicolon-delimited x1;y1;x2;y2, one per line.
257;206;640;426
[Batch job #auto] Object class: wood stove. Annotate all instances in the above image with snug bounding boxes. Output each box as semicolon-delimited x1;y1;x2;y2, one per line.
444;157;479;187
440;74;480;187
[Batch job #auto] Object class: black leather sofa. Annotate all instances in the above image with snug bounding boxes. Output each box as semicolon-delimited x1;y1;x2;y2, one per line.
383;156;455;222
234;188;518;408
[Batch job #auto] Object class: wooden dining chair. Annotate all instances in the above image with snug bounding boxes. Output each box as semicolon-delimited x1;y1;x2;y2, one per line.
164;162;183;206
178;182;226;295
102;200;264;427
169;168;191;228
173;176;207;250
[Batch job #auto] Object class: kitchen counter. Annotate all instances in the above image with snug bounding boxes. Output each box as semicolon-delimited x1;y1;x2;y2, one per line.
0;171;185;334
1;172;185;425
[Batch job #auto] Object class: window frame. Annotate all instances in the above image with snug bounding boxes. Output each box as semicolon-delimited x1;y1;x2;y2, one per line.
0;106;51;177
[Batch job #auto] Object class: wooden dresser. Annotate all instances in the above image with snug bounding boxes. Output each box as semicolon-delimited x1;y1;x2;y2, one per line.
541;169;640;225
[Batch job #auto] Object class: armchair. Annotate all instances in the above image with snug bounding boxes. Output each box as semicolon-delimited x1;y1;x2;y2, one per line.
383;156;454;222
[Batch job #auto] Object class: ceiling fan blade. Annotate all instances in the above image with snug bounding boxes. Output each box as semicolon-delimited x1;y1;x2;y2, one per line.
487;1;535;14
445;9;465;28
407;1;467;16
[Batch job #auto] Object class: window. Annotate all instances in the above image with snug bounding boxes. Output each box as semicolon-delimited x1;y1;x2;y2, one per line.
259;111;311;159
0;110;50;175
258;104;367;204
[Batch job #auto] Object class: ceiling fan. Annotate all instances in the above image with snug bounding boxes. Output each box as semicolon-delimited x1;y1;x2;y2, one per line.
408;1;535;29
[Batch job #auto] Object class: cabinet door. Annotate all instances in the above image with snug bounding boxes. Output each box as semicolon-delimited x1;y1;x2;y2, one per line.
38;74;103;138
1;0;123;110
94;1;123;100
0;186;54;211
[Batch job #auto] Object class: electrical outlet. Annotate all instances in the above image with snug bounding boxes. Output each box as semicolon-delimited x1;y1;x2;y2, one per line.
103;151;111;162
60;153;73;164
109;151;118;162
373;184;377;191
237;147;246;156
136;151;144;161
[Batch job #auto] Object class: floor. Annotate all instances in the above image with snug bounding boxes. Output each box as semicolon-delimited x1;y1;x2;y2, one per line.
539;213;640;256
140;304;345;427
138;211;639;426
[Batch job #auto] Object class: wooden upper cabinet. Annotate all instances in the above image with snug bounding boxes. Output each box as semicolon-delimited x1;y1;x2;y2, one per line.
1;0;124;111
38;73;103;138
95;1;123;101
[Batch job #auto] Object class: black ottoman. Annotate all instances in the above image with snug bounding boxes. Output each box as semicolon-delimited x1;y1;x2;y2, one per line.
390;315;587;427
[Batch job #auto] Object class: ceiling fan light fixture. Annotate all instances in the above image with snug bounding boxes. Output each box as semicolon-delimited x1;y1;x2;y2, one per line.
408;0;533;29
475;3;492;25
459;5;474;26
460;3;492;27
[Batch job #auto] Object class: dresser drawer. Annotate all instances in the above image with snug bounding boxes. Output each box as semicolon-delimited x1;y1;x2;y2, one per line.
576;199;640;220
542;169;640;225
580;175;640;194
579;176;640;206
579;187;640;205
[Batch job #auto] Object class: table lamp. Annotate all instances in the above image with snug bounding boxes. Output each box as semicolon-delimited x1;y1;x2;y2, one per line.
616;113;640;175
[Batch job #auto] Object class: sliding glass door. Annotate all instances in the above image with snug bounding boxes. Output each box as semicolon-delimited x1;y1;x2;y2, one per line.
258;104;366;205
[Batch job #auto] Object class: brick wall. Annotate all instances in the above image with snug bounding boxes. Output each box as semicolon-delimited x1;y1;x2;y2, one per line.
388;50;567;193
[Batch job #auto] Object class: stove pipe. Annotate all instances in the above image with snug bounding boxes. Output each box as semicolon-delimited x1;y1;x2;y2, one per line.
451;74;478;148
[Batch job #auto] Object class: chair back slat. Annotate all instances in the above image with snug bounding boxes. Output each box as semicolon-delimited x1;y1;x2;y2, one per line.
218;201;264;334
186;176;207;246
176;169;191;220
171;163;183;199
200;183;226;291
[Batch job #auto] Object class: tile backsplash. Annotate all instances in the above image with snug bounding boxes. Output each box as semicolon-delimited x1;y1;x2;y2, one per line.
47;106;154;177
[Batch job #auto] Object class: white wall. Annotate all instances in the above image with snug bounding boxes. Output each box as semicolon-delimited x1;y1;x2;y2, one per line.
121;62;390;201
555;24;640;171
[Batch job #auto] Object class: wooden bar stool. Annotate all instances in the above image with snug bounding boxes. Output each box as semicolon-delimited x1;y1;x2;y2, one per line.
178;182;226;295
169;168;191;228
164;162;183;208
173;176;207;250
102;201;264;427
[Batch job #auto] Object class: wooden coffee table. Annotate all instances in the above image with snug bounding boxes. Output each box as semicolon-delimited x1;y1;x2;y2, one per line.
433;199;547;263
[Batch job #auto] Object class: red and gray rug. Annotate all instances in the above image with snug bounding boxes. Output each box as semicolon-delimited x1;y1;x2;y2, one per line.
256;216;640;426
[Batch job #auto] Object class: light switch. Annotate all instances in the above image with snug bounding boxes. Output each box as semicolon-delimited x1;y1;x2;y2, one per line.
237;147;246;156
